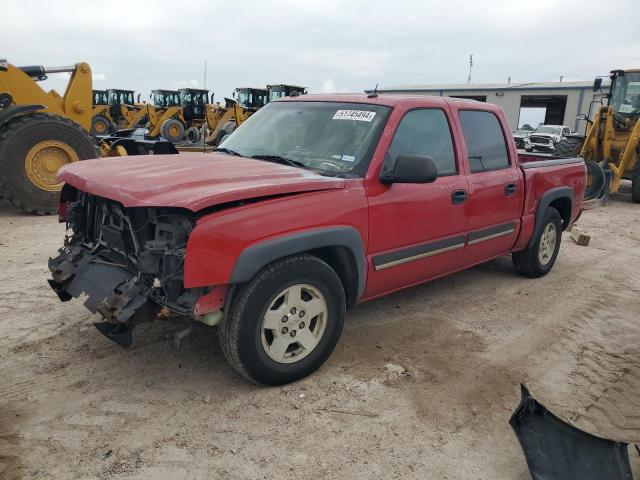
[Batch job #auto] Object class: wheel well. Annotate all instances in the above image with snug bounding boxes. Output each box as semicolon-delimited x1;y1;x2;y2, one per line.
549;197;572;230
308;246;359;308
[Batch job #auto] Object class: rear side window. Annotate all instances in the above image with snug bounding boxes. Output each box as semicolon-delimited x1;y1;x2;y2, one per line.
387;109;457;176
459;110;510;172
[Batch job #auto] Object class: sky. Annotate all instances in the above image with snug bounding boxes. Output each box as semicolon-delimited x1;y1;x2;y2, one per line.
2;0;639;102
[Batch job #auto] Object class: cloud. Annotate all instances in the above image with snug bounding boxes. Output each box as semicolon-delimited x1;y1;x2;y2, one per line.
320;78;335;93
1;0;638;100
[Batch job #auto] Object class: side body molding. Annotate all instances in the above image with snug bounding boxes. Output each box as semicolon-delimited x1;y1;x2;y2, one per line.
230;227;367;300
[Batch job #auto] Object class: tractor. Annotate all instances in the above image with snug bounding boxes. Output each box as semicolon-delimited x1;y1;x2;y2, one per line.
555;69;640;202
91;88;147;136
0;60;177;214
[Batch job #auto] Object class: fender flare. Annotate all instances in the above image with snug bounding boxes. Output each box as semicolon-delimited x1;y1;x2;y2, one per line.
229;226;366;300
530;186;574;246
0;104;45;129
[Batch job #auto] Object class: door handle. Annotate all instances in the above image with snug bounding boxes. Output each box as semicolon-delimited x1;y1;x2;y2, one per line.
451;189;468;204
505;183;517;196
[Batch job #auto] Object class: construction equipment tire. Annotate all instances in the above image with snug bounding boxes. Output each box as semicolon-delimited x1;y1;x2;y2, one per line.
160;119;185;143
584;160;606;201
90;115;114;136
186;126;201;144
553;136;583;157
0;113;98;215
632;161;640;204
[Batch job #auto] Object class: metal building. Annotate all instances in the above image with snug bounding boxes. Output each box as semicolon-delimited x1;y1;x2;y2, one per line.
374;81;608;134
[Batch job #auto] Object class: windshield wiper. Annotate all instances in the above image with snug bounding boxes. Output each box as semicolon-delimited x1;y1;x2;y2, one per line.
214;147;243;156
250;154;308;169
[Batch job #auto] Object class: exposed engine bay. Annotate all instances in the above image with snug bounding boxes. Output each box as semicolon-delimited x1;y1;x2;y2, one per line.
48;190;207;347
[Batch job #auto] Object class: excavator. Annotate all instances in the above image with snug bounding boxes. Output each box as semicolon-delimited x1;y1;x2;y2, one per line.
555;68;640;202
0;60;176;214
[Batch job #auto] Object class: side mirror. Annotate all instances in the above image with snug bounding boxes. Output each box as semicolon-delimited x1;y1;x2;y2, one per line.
232;91;236;98
380;155;438;184
593;77;603;92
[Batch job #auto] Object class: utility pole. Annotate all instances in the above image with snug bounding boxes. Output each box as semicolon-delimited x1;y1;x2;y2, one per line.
467;54;473;84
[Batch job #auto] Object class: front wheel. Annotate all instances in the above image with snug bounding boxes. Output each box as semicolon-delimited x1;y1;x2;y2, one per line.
219;254;346;385
512;207;563;278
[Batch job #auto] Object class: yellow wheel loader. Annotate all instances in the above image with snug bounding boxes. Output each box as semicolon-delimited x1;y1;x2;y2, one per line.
91;89;148;136
0;60;178;214
0;60;98;214
555;69;640;202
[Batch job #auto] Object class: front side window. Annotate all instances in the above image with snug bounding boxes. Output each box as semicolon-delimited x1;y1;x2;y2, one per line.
220;101;390;177
459;110;510;172
387;109;457;176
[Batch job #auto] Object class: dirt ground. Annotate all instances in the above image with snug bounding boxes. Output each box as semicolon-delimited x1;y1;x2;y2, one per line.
1;185;640;480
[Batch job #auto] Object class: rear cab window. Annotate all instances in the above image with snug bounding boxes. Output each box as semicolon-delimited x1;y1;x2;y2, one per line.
387;109;457;176
458;110;510;173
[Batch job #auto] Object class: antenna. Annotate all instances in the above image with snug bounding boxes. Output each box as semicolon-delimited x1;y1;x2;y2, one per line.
467;54;473;84
367;83;379;98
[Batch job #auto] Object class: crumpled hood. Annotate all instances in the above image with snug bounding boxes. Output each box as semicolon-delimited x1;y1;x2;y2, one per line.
58;152;345;211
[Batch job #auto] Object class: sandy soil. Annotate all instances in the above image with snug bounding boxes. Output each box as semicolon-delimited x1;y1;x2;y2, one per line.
1;185;640;480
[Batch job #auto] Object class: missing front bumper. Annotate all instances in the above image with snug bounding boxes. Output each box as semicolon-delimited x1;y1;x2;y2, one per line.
48;247;151;347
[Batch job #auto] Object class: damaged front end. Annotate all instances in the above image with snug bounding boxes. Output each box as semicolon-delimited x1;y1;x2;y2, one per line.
48;189;208;347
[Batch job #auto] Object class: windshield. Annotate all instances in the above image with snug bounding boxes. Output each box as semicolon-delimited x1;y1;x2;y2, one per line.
220;101;390;176
93;91;107;105
153;91;179;107
610;72;640;115
269;90;286;102
534;126;562;134
108;91;134;105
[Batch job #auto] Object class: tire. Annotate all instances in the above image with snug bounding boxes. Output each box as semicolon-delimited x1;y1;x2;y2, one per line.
584;159;606;201
185;126;201;144
160;118;185;142
632;161;640;204
554;136;583;157
0;113;98;215
219;254;346;385
90;115;113;136
512;207;563;278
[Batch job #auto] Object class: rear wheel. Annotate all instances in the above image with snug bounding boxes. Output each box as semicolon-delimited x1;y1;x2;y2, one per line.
160;118;185;142
0;113;98;214
512;207;563;278
90;115;113;136
219;254;345;385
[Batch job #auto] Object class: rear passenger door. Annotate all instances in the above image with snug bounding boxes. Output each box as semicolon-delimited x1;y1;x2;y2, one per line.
457;110;524;265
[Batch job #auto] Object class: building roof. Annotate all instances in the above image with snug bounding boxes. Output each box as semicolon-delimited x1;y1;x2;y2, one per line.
373;81;609;93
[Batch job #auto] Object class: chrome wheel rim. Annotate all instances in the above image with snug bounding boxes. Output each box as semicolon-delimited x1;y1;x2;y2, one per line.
260;284;328;364
538;223;557;266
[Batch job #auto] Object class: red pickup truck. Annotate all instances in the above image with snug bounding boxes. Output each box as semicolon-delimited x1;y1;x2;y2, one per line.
48;94;586;385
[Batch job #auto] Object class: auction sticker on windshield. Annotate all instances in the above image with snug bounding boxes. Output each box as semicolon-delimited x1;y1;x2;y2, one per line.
332;110;377;122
